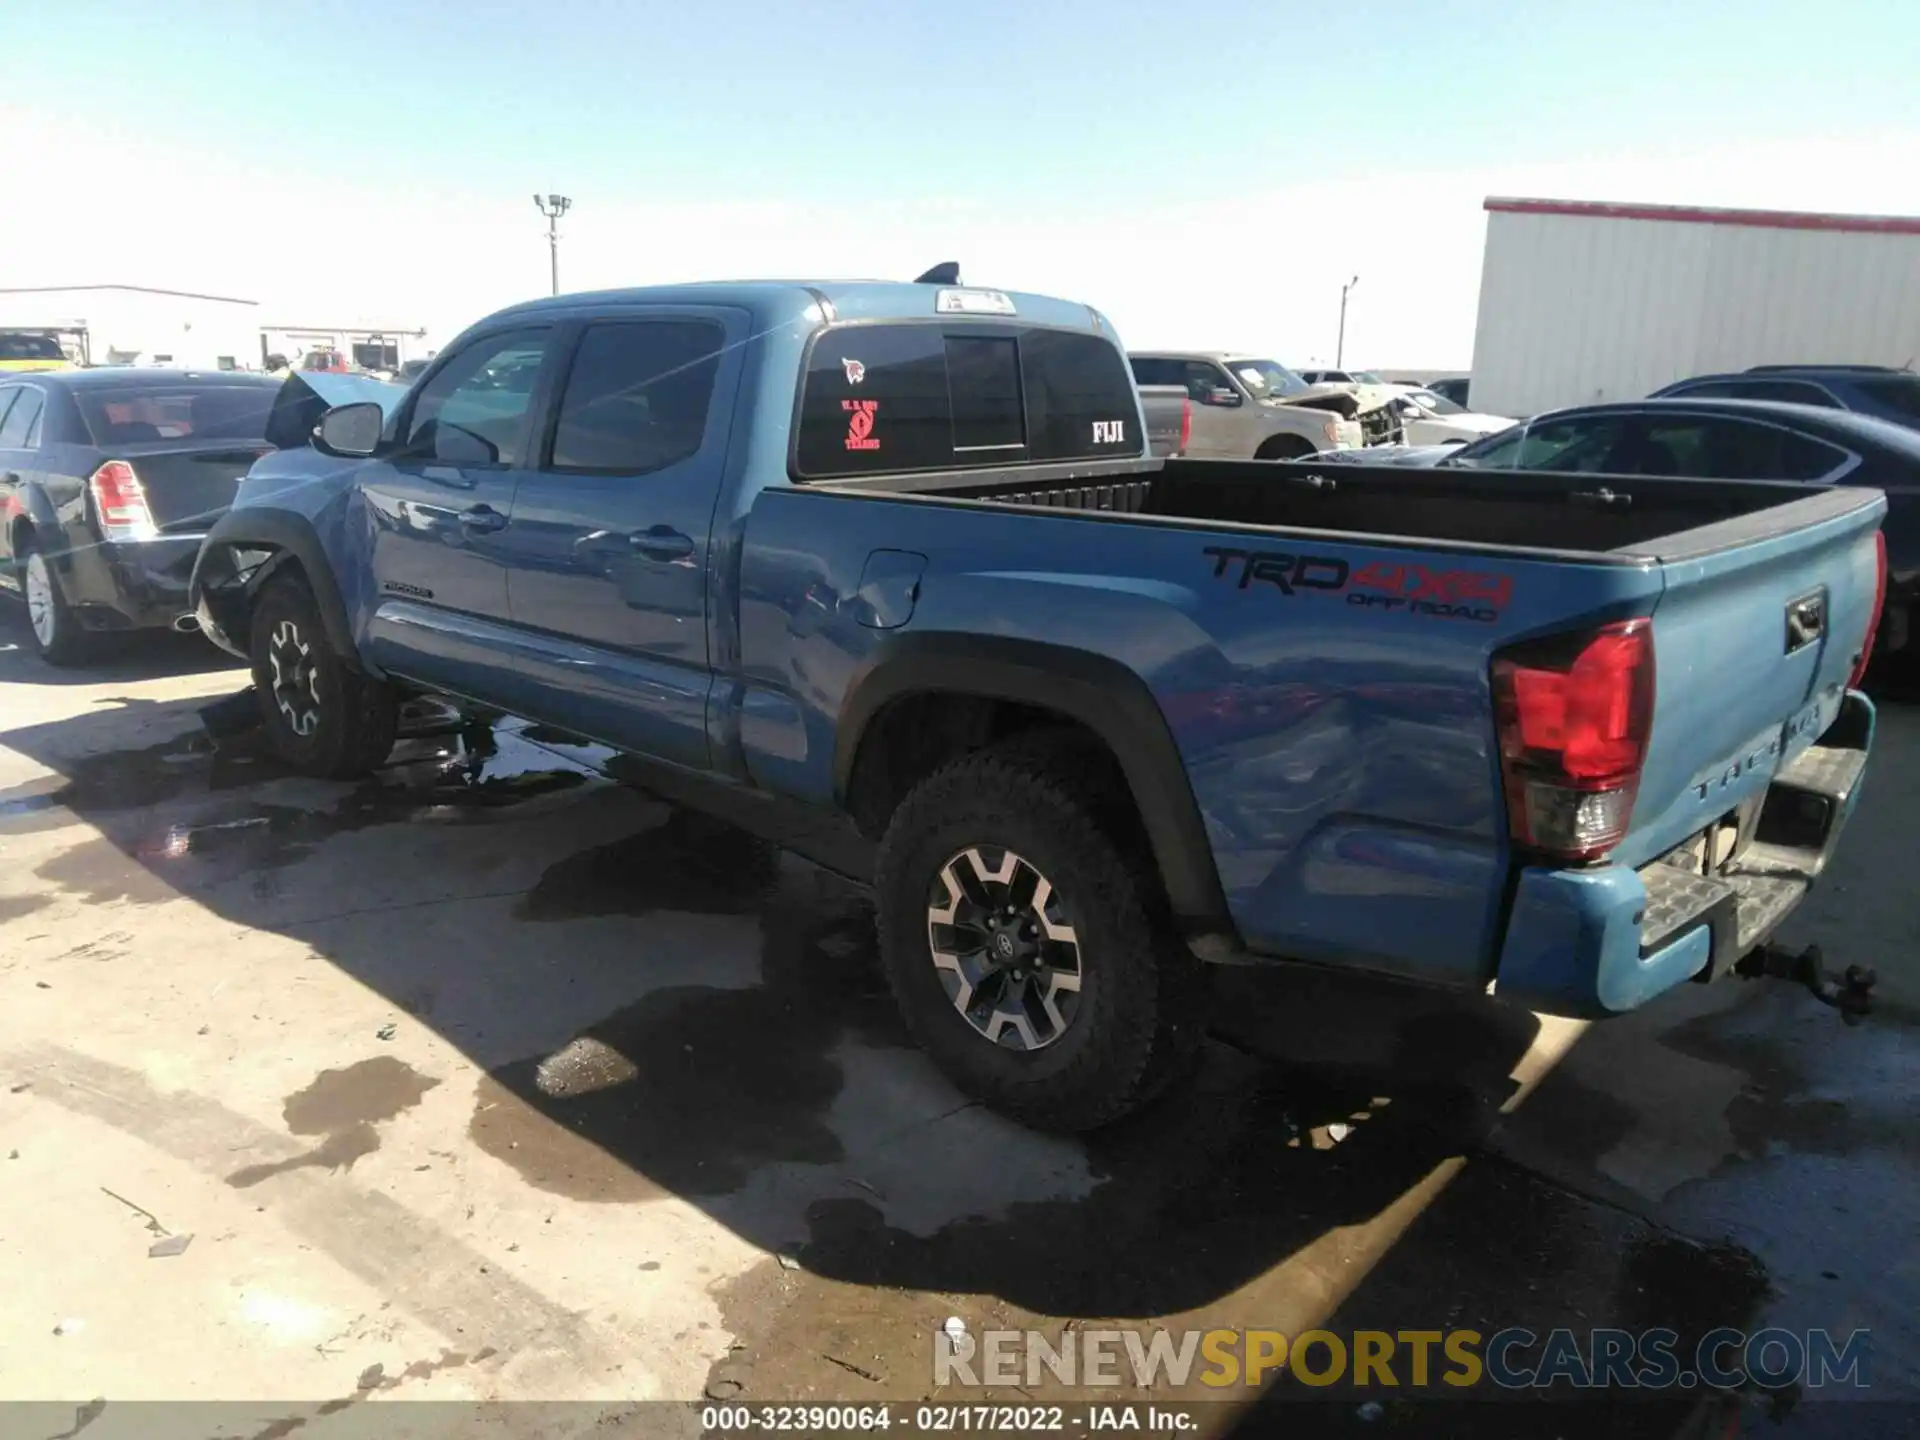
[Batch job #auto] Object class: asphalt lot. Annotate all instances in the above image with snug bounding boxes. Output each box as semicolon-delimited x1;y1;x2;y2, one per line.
1;613;1915;1437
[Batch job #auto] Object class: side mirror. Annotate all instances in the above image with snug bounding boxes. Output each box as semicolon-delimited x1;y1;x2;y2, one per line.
315;402;384;458
1394;398;1423;418
1203;386;1243;408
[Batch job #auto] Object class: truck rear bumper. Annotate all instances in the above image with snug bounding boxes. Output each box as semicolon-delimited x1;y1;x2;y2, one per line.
1493;690;1874;1018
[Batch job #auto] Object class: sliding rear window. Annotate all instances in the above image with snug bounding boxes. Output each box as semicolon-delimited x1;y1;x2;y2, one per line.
794;322;1139;478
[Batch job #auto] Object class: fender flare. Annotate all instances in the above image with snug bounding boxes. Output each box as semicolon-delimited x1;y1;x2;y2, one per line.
192;507;360;665
834;632;1234;944
9;483;66;556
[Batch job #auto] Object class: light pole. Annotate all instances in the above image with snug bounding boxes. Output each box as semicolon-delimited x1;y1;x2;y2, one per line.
1336;274;1360;368
533;193;572;296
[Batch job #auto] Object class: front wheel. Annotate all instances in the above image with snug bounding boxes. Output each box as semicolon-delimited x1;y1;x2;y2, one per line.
874;738;1205;1132
248;572;398;778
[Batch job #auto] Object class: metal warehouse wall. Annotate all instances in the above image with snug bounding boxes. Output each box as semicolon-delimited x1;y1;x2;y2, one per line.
1467;205;1920;417
0;286;261;370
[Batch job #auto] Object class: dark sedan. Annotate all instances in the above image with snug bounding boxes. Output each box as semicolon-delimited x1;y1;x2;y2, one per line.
1309;396;1920;669
0;368;282;664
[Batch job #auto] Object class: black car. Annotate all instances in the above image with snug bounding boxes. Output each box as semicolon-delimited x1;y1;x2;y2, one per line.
1311;397;1919;668
0;368;283;664
1651;364;1920;431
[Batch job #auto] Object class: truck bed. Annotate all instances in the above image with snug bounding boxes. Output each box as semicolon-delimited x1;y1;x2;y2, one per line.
827;456;1877;560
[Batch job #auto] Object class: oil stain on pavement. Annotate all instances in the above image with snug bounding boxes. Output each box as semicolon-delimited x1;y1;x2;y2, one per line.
229;1056;440;1188
13;722;593;907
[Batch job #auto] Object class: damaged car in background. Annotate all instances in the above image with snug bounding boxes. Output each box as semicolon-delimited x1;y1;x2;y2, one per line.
1132;350;1402;459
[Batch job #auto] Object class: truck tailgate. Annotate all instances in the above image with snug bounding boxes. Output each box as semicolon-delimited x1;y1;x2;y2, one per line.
1619;488;1885;870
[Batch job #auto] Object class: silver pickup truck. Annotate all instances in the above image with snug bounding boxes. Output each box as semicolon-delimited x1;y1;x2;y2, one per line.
1131;351;1401;459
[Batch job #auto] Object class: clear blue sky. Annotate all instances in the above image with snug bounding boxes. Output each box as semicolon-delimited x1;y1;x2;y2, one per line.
6;0;1915;209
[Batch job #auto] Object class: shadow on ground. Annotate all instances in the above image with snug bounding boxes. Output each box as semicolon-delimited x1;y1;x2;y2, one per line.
0;690;1560;1323
13;685;1893;1432
0;602;241;686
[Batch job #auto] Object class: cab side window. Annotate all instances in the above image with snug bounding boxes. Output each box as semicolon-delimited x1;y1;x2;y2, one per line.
404;330;549;466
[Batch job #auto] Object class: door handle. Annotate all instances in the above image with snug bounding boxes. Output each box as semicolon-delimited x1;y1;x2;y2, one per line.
629;525;694;561
459;504;509;534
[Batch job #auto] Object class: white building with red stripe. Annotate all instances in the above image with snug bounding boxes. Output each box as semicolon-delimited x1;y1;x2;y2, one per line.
1467;197;1920;418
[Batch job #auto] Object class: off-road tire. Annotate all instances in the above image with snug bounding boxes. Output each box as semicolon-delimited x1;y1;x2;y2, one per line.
15;533;93;666
874;733;1207;1132
248;572;398;778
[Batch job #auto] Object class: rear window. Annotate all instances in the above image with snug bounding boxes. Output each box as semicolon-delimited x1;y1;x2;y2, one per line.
0;333;64;362
795;323;1139;478
77;384;276;445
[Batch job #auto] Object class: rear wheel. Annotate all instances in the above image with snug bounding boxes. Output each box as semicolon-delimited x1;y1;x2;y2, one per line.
16;534;92;666
874;737;1205;1132
248;572;398;778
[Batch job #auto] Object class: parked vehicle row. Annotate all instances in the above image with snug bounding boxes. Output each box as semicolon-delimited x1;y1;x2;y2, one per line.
1131;351;1401;460
156;273;1885;1134
1311;380;1920;669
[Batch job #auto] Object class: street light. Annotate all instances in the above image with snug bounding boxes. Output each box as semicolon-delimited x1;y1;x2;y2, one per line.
533;193;573;297
1336;274;1360;368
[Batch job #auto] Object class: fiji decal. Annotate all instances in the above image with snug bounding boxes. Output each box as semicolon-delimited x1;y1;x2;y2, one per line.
1092;419;1127;444
1203;548;1512;623
842;357;866;385
843;398;880;451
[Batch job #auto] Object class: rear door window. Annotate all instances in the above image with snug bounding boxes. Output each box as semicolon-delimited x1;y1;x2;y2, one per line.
1625;417;1848;480
0;388;45;448
796;323;1137;478
547;319;724;473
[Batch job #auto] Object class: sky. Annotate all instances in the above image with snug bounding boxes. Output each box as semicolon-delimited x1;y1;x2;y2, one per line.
3;0;1918;366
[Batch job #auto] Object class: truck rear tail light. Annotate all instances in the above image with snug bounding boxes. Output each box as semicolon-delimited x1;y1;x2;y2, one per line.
1179;398;1192;454
1491;619;1655;862
1849;531;1887;689
88;460;157;541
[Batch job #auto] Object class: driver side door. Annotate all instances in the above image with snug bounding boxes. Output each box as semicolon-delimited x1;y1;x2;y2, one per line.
355;327;555;695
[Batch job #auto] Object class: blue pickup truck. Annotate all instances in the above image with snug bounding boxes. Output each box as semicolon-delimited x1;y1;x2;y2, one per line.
189;278;1887;1131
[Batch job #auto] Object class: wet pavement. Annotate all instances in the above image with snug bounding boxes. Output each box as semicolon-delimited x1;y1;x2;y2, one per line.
1;616;1916;1434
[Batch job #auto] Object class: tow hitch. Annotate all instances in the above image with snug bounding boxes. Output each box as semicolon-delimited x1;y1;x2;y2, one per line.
1739;942;1877;1022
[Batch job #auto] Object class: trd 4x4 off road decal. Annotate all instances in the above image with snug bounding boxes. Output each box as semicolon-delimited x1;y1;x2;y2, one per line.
1203;547;1511;623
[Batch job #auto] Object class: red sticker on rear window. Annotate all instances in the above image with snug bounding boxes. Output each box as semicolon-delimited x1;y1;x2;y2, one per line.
843;399;880;451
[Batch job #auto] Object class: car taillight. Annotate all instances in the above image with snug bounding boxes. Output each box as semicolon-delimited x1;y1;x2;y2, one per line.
1849;531;1888;689
1491;619;1655;862
88;460;157;541
1179;398;1192;454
